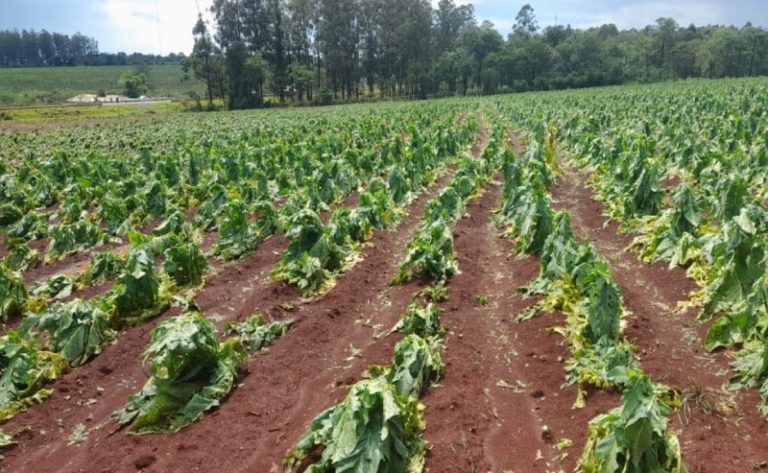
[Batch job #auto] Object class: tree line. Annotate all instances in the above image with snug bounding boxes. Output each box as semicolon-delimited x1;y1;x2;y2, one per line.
0;29;185;67
186;0;768;109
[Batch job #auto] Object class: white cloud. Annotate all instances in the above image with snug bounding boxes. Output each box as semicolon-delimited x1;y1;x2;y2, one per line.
568;1;729;30
98;0;214;54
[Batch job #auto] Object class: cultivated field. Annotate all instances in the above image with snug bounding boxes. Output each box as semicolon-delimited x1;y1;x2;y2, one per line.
0;64;198;105
1;79;767;473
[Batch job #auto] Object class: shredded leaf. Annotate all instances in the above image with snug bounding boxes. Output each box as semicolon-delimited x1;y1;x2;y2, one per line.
113;312;246;434
0;267;27;322
392;219;458;285
21;298;115;366
390;302;444;339
284;377;427;473
0;331;68;421
579;376;686;473
225;314;294;354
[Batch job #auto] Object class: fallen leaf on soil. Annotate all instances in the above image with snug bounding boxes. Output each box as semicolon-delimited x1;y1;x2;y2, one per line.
555;438;573;450
496;379;514;389
345;344;362;360
67;423;88;446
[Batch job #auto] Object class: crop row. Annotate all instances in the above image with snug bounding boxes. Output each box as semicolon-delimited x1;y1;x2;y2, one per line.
497;124;686;472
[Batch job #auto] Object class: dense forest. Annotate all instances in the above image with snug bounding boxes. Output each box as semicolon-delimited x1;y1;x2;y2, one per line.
186;0;768;109
2;1;767;108
0;30;184;67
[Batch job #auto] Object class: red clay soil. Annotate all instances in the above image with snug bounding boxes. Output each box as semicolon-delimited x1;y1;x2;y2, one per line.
506;128;525;155
0;234;7;259
0;160;459;473
64;279;116;303
25;236;49;254
469;121;489;158
22;248;96;285
422;172;618;473
549;166;768;473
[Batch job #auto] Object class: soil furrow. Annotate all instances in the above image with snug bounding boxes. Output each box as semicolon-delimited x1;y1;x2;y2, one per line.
0;234;8;259
22;241;118;286
549;166;768;473
20;209;172;287
421;173;618;472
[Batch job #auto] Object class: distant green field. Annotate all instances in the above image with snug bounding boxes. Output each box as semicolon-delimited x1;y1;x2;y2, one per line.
0;64;204;105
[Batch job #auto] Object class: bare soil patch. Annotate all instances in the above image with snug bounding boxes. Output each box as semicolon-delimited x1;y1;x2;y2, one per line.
0;234;8;259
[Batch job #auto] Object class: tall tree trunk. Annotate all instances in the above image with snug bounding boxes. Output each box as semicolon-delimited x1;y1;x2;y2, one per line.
204;54;213;109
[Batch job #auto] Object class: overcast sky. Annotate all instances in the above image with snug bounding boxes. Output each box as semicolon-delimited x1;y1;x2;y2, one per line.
1;0;766;55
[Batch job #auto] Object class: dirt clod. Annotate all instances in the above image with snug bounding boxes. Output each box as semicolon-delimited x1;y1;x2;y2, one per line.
133;454;156;470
